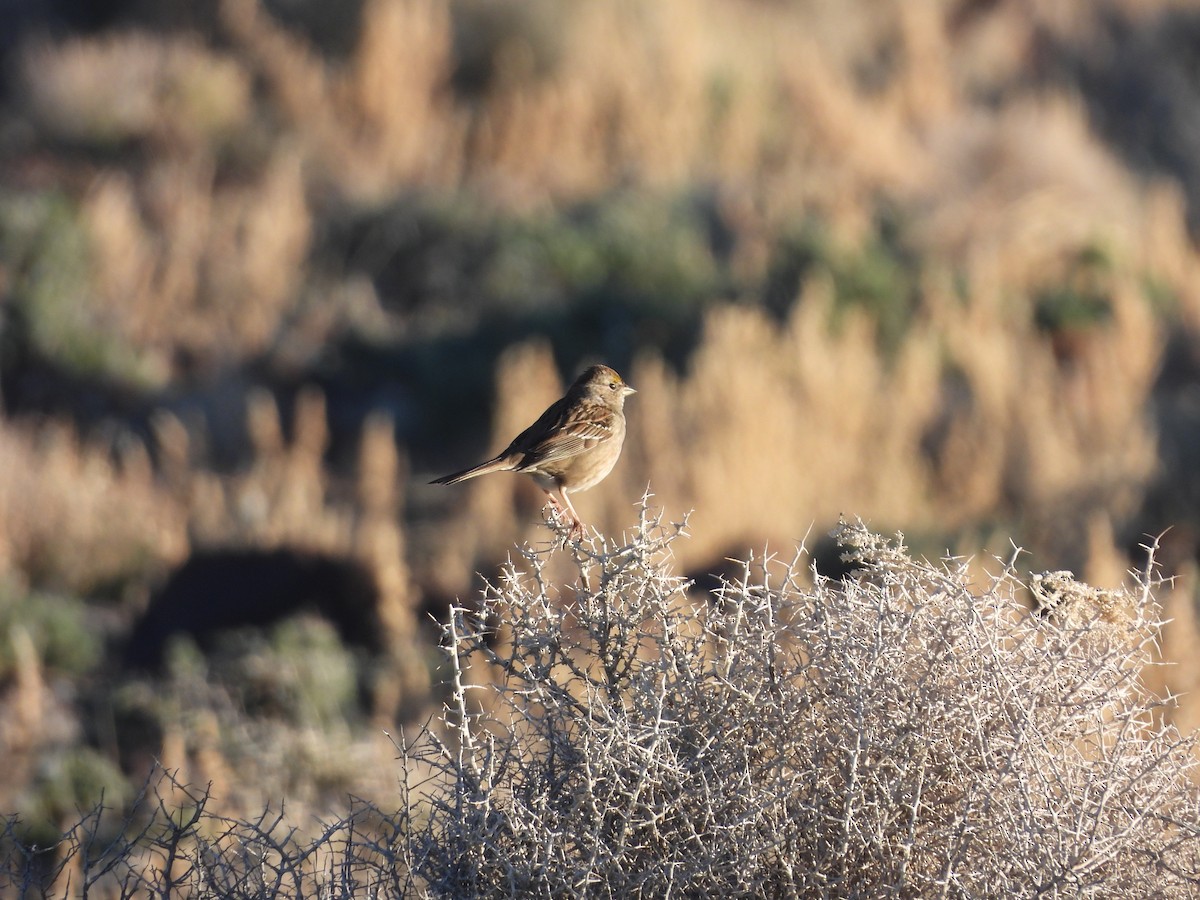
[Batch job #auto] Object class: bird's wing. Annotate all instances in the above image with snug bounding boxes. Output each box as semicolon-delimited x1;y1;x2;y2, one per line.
504;395;571;456
513;401;616;468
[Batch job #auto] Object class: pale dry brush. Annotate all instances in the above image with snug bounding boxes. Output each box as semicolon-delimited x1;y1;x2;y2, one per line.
398;504;1200;897
1;766;416;899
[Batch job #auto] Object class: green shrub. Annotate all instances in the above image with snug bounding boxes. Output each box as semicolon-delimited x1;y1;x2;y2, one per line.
1033;243;1116;336
764;215;921;355
9;748;130;851
146;614;362;730
221;615;362;729
1033;285;1112;335
0;586;102;680
0;190;152;387
29;749;130;828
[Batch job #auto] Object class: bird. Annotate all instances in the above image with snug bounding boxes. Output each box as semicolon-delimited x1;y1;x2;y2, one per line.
431;364;636;538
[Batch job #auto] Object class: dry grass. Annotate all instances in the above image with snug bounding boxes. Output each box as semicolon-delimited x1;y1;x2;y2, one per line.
156;389;432;719
0;391;430;842
0;421;186;595
19;33;251;150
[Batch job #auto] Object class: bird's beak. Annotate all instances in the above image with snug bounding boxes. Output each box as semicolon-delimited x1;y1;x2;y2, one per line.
624;384;637;395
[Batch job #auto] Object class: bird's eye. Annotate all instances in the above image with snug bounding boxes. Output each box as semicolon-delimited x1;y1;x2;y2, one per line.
610;381;619;391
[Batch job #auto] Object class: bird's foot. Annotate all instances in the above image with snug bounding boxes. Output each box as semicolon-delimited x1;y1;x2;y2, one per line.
542;499;586;542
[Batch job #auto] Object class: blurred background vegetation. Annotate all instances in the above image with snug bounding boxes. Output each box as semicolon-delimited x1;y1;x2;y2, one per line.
5;0;1200;863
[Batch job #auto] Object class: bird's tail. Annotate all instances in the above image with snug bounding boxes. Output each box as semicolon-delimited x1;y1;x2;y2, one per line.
429;455;512;485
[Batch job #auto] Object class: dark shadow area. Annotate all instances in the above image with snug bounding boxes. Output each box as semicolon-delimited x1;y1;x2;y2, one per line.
1128;326;1200;576
123;547;385;670
1052;7;1200;234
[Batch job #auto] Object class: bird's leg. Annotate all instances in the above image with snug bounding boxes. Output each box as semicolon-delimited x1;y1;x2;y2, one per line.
557;491;586;539
543;489;585;539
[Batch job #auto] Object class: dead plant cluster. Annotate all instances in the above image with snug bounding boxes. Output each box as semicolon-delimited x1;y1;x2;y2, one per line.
404;507;1200;897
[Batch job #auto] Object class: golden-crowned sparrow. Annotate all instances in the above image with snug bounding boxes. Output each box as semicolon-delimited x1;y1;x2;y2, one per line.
431;364;636;537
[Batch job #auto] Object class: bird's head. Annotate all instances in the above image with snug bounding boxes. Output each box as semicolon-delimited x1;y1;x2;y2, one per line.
576;365;636;406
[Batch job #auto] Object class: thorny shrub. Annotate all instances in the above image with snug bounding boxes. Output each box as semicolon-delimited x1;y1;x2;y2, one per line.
404;503;1200;897
5;504;1200;897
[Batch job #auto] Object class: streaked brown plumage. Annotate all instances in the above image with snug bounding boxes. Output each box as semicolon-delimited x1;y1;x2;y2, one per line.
431;365;636;537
